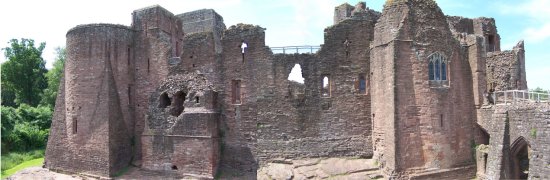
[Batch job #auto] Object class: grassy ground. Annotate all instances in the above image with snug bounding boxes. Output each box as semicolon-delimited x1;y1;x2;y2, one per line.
1;158;44;178
1;149;45;178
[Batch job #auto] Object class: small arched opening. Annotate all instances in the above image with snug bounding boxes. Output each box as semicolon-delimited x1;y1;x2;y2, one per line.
170;91;185;116
511;137;530;179
159;92;171;108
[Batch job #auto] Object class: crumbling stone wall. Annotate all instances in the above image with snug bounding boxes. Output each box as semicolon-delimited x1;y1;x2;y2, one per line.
131;5;183;164
478;102;550;179
486;41;527;91
141;73;219;178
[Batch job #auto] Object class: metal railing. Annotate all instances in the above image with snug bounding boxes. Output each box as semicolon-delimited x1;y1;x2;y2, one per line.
270;46;321;54
493;90;549;105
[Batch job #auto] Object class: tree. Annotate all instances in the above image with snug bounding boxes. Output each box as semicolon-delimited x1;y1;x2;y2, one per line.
40;47;65;108
2;39;48;107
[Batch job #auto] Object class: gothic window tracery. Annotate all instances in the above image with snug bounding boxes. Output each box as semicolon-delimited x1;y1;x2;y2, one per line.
428;52;447;81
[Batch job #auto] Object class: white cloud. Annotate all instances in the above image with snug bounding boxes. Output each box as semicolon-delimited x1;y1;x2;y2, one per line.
496;0;550;44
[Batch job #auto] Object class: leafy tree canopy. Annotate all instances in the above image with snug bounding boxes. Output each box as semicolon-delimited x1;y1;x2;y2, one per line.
1;39;47;107
40;47;65;108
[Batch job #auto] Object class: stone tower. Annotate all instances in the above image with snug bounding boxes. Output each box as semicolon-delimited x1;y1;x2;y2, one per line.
370;0;476;178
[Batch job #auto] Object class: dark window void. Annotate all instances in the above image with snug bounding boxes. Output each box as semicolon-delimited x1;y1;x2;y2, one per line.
428;52;447;81
358;74;367;94
344;39;351;57
147;58;150;73
195;96;200;104
172;165;178;170
322;75;331;97
170;91;185;116
514;144;529;179
232;80;242;104
73;117;77;134
159;92;170;108
128;86;131;105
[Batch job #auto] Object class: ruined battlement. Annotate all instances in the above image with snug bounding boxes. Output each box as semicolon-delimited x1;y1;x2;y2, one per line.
66;23;132;36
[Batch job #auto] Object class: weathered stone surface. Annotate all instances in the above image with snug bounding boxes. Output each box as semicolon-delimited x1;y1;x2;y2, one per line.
44;1;546;179
257;158;380;180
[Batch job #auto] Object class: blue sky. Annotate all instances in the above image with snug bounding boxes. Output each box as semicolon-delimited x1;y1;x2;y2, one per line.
0;0;548;89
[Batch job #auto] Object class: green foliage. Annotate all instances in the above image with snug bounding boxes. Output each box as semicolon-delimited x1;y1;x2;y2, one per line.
1;82;16;107
40;47;65;108
531;128;537;138
16;104;52;130
531;87;549;100
1;150;44;175
1;38;47;107
1;158;44;178
1;104;52;154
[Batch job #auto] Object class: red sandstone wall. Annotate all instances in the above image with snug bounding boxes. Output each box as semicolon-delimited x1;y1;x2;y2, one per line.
45;24;133;177
132;6;183;164
372;1;476;178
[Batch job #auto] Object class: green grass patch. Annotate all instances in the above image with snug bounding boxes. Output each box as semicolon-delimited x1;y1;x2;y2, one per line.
1;149;44;175
1;157;44;178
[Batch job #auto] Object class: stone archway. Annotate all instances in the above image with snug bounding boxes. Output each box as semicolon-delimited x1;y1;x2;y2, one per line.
510;136;530;179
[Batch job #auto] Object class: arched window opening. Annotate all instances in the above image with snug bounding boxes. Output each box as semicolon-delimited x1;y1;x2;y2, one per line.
322;75;331;97
170;91;185;116
428;52;447;81
288;64;305;84
511;137;530;179
159;92;171;108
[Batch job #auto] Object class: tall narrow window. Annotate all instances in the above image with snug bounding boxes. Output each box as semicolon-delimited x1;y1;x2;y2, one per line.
232;80;241;104
441;61;447;80
322;75;331;97
429;61;435;80
428;52;447;81
73;117;78;134
358;74;367;94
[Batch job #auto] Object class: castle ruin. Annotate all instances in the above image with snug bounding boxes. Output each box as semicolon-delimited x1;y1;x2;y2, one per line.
45;1;550;179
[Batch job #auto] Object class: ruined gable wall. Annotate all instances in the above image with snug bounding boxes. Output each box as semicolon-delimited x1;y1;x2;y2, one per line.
486;41;527;91
132;6;183;164
473;18;501;52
